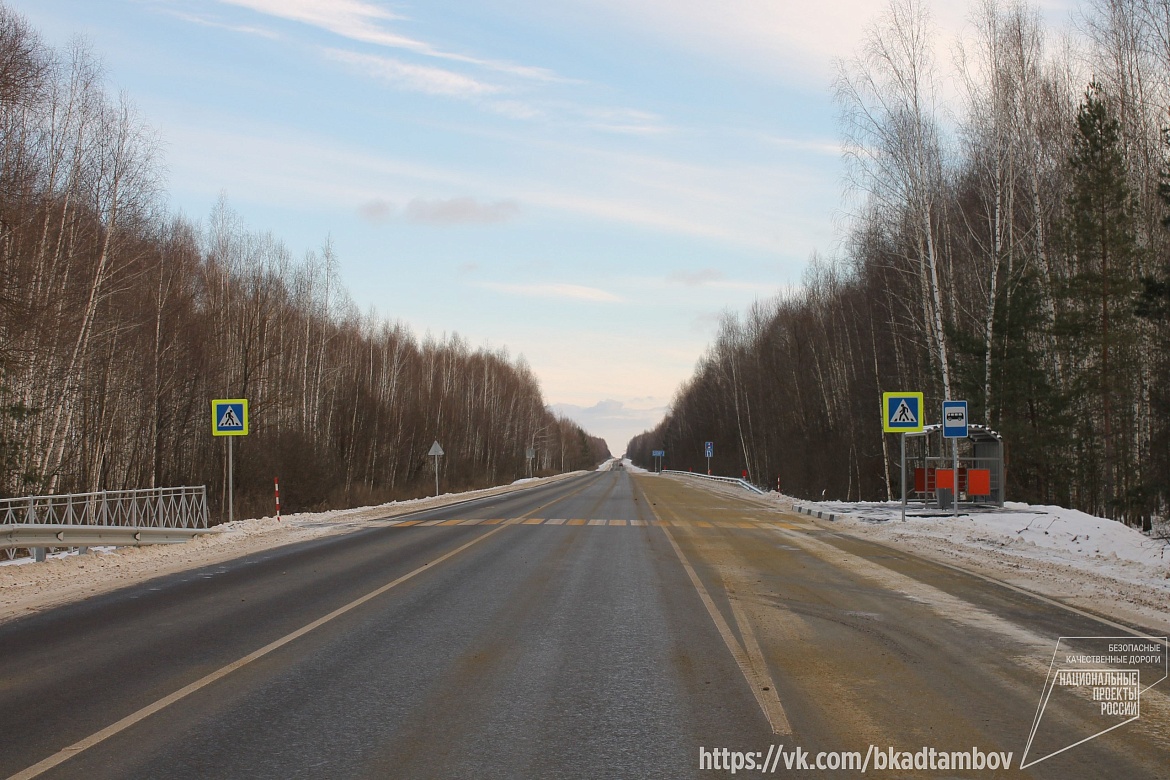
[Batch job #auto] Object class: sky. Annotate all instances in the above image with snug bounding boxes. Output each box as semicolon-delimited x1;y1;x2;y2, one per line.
12;0;1075;456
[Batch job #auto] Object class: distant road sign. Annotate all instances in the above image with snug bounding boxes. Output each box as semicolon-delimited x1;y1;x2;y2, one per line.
211;399;249;436
943;400;968;439
429;441;445;457
704;441;713;458
882;392;924;433
652;449;665;457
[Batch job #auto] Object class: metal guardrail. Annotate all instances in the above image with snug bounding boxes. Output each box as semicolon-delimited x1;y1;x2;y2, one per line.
0;486;214;555
661;470;766;494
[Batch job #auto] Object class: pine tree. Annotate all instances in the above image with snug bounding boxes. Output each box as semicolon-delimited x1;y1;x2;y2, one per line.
1058;82;1140;520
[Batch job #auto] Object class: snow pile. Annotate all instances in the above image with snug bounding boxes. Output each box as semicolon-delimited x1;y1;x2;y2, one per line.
787;496;1170;631
621;457;648;474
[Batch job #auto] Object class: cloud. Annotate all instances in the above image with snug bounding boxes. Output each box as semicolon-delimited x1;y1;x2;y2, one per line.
325;49;500;98
164;10;281;39
405;197;520;224
550;398;670;456
479;282;622;303
357;198;394;224
217;0;563;81
668;268;724;286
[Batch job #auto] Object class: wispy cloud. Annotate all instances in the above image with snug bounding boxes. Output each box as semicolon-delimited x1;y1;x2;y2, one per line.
325;49;500;97
405;197;520;224
668;268;724;286
216;0;563;81
165;9;281;39
357;196;520;225
479;282;622;303
357;198;394;224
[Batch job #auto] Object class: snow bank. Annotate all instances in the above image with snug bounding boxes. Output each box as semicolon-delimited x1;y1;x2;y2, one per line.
787;496;1170;632
621;458;648;474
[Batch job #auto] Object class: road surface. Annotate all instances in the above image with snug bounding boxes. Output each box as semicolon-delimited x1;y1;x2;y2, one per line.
1;471;1166;778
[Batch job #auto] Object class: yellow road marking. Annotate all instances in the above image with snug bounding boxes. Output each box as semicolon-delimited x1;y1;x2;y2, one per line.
630;519;646;526
638;483;791;736
458;518;484;525
587;518;606;526
694;521;713;528
608;519;627;526
438;518;464;526
419;519;444;526
522;518;545;525
480;518;506;525
567;519;587;526
393;520;423;527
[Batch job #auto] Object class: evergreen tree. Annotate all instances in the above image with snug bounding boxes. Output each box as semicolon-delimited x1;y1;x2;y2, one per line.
1057;82;1140;520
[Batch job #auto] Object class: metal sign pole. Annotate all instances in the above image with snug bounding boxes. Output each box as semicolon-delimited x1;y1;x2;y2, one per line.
228;437;234;525
900;432;906;523
953;438;959;520
434;454;439;497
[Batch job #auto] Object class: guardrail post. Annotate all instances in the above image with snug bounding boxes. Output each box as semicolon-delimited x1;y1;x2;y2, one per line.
33;547;45;562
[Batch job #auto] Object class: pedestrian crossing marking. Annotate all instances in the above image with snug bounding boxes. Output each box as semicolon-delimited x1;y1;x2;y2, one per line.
382;517;793;530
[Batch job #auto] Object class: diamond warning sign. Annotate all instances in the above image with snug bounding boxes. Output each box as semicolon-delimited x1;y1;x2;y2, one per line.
211;399;249;436
882;392;924;433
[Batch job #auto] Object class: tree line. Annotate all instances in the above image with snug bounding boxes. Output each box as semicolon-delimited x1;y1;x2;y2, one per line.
628;0;1170;529
0;5;609;519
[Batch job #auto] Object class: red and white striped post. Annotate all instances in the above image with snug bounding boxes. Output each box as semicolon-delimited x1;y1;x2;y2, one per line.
274;476;281;521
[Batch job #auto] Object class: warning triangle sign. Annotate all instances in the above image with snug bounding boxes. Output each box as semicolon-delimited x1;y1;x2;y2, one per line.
219;407;242;428
891;400;917;424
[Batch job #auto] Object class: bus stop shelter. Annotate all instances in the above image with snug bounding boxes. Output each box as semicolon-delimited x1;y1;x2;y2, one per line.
905;423;1005;508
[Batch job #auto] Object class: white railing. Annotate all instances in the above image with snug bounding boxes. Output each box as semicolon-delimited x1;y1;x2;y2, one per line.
0;486;209;529
1;486;214;557
661;470;766;494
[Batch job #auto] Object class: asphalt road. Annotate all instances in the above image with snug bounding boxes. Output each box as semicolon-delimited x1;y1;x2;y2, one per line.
1;470;1167;778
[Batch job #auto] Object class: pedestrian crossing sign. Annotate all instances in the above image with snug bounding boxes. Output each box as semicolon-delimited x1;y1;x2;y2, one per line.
882;392;924;433
211;399;249;436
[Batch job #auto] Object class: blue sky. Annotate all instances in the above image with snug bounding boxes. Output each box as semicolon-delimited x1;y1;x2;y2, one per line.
13;0;1073;455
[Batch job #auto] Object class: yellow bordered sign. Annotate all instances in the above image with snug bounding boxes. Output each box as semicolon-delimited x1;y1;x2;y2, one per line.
882;392;923;433
211;398;249;436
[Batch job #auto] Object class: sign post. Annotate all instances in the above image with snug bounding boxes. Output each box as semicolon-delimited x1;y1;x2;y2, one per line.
704;441;713;475
211;399;249;524
429;441;445;497
942;400;968;519
652;449;665;472
526;446;536;479
882;392;924;522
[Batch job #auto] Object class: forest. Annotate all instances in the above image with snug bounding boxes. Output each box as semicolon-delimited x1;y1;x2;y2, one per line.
628;0;1170;529
0;5;609;519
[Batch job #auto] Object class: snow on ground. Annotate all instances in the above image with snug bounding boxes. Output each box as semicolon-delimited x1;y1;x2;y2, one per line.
790;495;1170;633
0;472;585;624
661;473;1170;634
621;457;648;473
